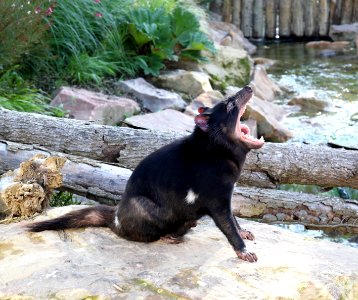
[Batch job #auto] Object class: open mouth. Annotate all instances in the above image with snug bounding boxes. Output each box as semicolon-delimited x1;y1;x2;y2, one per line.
235;93;265;149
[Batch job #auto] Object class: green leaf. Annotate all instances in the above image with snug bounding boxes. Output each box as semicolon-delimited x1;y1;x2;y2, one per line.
171;6;199;37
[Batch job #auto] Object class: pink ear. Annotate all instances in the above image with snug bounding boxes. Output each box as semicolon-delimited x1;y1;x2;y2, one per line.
194;115;209;132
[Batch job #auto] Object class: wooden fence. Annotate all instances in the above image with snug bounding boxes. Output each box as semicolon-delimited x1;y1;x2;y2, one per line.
211;0;358;39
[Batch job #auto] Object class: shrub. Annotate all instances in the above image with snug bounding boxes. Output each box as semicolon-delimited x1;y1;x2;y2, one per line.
0;0;49;69
0;68;64;116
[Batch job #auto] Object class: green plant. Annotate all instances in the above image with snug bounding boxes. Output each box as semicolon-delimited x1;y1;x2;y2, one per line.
50;191;80;207
0;0;49;68
0;68;64;116
126;5;215;76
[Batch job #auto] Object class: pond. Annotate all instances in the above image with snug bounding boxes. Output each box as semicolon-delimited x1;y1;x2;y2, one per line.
254;42;358;247
254;42;358;146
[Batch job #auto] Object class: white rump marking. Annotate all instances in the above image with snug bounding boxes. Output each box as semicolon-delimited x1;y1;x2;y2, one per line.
185;189;198;204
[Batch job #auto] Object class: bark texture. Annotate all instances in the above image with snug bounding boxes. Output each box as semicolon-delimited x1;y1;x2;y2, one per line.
0;109;357;189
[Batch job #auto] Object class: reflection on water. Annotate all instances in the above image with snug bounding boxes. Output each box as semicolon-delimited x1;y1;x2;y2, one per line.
254;42;358;145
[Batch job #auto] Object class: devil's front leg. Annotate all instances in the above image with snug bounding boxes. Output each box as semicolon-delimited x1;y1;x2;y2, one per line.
233;215;255;241
210;207;257;262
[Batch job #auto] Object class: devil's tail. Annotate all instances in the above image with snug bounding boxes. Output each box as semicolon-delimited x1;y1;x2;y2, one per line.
27;205;116;232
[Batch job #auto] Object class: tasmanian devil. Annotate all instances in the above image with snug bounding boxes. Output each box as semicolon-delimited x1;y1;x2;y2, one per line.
27;86;265;262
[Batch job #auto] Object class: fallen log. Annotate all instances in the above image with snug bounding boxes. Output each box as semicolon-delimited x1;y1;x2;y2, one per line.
0;109;357;189
0;141;357;233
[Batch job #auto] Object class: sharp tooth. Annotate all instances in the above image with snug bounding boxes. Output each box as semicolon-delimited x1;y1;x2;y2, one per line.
260;136;265;141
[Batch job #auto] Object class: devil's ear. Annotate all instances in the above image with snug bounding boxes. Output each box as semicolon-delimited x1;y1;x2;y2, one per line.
198;106;209;114
194;114;209;132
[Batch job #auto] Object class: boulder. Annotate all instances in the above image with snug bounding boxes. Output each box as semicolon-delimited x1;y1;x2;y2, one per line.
251;66;283;102
51;87;140;125
288;96;334;113
207;20;257;55
202;45;253;89
150;70;213;99
305;40;351;50
1;206;358;299
330;23;358;46
253;57;276;69
116;78;186;112
125;109;194;133
185;90;225;116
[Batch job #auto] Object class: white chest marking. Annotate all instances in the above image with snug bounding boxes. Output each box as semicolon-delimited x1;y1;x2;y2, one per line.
114;207;121;229
185;189;198;204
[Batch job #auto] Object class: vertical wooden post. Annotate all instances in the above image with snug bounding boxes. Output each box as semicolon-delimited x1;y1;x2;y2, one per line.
353;0;358;22
305;0;318;36
266;0;277;38
332;0;343;24
253;0;265;38
318;0;330;36
223;0;233;23
242;0;254;37
279;0;292;37
341;0;353;24
232;0;242;27
209;0;223;16
291;0;305;37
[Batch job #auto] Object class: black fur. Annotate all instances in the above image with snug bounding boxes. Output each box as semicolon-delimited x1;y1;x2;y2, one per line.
28;86;263;262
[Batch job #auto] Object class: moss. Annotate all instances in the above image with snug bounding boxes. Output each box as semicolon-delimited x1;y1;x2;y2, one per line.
133;278;191;300
238;57;252;86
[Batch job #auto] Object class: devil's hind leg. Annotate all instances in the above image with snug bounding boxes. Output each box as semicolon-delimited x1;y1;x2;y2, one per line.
113;196;170;243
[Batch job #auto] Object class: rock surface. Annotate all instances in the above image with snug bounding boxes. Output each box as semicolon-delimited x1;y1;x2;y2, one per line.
330;23;358;45
305;40;351;50
150;70;213;99
117;78;186;112
185;90;225;116
251;66;283;102
124;109;195;133
202;45;253;88
1;206;358;299
288;96;334;112
51;87;140;125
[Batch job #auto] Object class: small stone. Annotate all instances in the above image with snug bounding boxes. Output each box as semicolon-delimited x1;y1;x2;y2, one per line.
262;214;278;222
117;78;186;112
276;213;287;222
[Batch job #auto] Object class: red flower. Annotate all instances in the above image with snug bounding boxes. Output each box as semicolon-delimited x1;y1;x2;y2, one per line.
94;0;101;3
45;7;54;16
95;12;103;17
35;7;41;13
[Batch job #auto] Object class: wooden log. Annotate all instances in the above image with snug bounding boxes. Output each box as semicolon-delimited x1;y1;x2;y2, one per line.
222;0;232;23
305;0;318;36
291;0;304;37
209;0;222;15
232;0;241;27
341;0;354;24
279;0;292;37
353;0;358;22
0;154;66;217
232;187;358;233
318;0;330;36
252;0;265;38
0;110;357;189
1;141;357;233
266;0;277;38
0;141;130;204
242;0;254;37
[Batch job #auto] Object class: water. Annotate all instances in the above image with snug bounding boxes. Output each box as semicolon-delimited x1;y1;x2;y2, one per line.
254;42;358;146
254;42;358;246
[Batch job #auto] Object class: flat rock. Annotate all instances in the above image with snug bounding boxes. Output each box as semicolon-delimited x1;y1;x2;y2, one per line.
1;206;358;299
116;78;186;112
202;45;253;88
51;87;140;125
125;109;195;133
288;96;335;112
150;70;213;99
305;40;351;51
330;23;358;45
251;66;283;102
